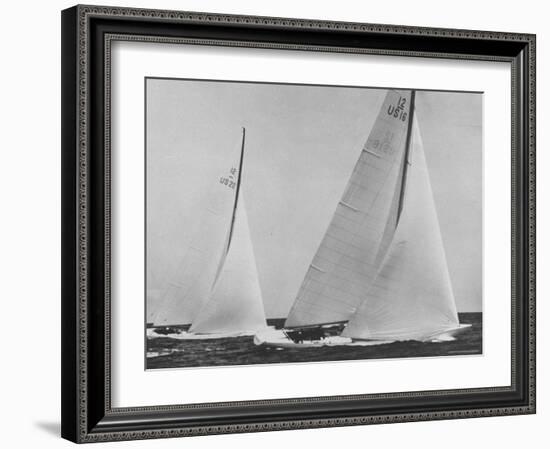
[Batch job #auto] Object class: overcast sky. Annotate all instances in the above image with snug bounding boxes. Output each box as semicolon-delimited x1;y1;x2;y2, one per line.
146;78;482;319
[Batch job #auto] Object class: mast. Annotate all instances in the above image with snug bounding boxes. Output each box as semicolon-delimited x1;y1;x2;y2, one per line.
396;90;416;224
227;127;246;253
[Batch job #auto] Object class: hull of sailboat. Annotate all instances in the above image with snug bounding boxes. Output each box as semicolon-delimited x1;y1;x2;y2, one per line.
150;328;260;340
348;323;472;342
254;328;391;348
254;329;353;348
253;323;473;348
425;323;472;342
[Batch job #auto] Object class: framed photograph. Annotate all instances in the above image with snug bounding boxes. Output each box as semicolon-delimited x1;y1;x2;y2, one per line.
61;4;536;443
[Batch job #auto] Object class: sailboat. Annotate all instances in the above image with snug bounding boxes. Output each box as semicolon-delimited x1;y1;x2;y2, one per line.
151;128;268;338
255;89;471;348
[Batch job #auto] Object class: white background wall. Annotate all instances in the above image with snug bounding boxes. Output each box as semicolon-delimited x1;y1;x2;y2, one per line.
0;0;544;447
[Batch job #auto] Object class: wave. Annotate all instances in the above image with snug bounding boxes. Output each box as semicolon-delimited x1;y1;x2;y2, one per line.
147;328;267;340
146;348;185;358
254;329;395;348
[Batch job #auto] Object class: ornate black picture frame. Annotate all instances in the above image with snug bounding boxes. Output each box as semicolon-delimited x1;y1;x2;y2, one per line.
61;4;535;443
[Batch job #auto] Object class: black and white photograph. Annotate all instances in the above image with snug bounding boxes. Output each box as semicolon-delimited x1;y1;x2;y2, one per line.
145;79;483;369
54;2;537;445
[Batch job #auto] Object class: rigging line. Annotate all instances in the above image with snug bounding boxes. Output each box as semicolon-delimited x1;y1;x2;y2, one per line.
396;90;416;225
226;127;246;254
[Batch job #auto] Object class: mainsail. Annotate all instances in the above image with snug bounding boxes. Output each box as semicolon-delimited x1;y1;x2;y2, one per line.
153;128;267;334
342;113;459;341
284;90;413;328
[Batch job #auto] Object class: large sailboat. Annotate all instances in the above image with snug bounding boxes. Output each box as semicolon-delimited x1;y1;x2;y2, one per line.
255;89;470;347
151;128;267;338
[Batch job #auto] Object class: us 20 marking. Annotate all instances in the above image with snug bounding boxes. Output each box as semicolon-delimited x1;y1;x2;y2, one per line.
219;167;237;189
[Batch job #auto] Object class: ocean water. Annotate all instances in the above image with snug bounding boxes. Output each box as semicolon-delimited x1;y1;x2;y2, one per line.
146;312;482;370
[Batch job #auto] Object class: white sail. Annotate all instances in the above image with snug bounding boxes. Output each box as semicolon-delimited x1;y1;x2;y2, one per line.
190;193;267;334
152;141;242;326
284;90;413;328
342;115;459;341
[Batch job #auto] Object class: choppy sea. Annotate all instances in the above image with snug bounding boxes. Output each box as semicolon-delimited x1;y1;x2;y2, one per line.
146;312;482;370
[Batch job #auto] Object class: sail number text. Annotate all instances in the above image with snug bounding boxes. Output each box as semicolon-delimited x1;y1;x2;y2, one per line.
388;96;408;122
219;167;237;189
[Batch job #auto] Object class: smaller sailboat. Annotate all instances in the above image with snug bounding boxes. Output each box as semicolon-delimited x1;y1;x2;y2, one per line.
151;128;268;338
255;90;471;348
